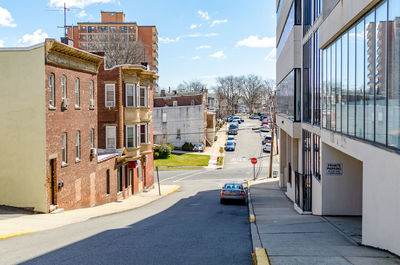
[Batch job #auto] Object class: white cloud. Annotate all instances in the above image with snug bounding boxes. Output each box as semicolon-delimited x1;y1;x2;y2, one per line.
190;24;202;30
197;45;211;49
0;6;17;27
159;36;181;43
192;56;200;60
265;48;276;62
187;33;218;38
210;19;228;27
76;10;88;18
236;35;275;48
48;0;114;8
198;10;210;20
0;40;4;47
18;29;48;46
209;51;226;59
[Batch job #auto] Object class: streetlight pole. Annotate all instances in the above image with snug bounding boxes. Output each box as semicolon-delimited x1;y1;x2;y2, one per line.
268;91;277;179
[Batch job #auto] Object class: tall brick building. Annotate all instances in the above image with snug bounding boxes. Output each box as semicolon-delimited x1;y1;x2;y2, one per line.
67;11;158;73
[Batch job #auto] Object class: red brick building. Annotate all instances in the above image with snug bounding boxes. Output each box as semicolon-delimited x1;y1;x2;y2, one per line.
97;62;157;195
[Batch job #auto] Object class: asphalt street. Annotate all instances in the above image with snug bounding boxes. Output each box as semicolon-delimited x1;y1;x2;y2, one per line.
0;118;269;265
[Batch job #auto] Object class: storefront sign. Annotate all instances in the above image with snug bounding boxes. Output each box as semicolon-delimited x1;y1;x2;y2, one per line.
326;163;343;175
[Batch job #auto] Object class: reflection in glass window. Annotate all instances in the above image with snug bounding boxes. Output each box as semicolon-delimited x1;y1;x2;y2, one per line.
388;0;400;148
348;26;356;136
356;20;365;138
375;2;388;145
336;38;342;133
365;11;375;141
342;33;348;134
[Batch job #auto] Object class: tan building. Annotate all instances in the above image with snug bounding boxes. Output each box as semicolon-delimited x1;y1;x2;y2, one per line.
67;11;158;73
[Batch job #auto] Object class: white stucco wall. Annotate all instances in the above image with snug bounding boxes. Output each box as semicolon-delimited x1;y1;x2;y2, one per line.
321;129;400;255
153;105;205;148
321;142;363;216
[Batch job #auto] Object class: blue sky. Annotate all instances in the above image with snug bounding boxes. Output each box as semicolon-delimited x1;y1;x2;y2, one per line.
0;0;276;89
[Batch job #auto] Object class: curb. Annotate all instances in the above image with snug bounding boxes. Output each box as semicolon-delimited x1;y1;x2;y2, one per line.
0;230;39;241
247;181;271;265
88;185;181;220
0;186;181;241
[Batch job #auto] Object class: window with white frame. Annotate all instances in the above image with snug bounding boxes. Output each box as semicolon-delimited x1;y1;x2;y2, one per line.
105;84;115;107
106;126;116;149
75;78;80;107
126;125;137;148
126;84;135;107
61;75;67;99
90;128;94;149
89;80;94;108
75;130;80;160
140;124;146;144
139;86;146;107
62;132;67;164
162;112;167;123
49;73;55;107
147;87;150;107
140;124;150;144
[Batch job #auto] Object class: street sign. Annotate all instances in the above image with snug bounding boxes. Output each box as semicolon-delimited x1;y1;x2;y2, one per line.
219;147;224;154
251;158;257;164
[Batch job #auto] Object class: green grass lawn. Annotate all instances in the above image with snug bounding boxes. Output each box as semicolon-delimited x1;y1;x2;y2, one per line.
154;153;210;167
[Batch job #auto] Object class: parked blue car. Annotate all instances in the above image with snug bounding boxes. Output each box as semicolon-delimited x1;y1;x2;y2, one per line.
225;141;236;151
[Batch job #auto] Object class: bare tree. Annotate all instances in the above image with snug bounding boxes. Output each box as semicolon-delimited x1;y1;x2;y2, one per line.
177;80;207;92
84;29;150;69
240;75;265;113
216;76;242;116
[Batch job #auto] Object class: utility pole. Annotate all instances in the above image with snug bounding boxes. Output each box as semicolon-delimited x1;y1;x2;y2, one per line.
268;91;277;179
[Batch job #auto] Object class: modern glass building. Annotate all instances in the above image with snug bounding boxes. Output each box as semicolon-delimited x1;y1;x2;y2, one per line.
276;0;400;256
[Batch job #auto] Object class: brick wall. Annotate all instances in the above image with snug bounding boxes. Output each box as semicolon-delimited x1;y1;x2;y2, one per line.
45;64;98;211
97;62;122;149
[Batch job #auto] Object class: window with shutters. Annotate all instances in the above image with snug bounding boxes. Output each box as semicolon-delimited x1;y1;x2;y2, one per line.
105;84;115;107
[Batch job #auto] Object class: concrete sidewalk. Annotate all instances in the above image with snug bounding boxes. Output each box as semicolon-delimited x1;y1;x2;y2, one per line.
205;123;228;169
0;184;180;240
248;180;400;265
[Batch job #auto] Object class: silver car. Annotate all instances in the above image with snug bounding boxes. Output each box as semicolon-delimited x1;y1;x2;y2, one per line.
220;183;246;204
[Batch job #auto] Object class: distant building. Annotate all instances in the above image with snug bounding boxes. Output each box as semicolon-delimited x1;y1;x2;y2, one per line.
153;90;215;148
67;11;158;73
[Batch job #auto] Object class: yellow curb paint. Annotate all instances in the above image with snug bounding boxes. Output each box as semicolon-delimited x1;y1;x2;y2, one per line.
0;230;39;241
249;214;256;223
252;248;270;265
162;185;181;197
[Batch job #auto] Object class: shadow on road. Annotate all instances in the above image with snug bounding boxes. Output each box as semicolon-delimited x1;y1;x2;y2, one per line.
20;189;253;265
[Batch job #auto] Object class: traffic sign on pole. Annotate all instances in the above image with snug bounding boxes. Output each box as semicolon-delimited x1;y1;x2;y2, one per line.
251;157;257;164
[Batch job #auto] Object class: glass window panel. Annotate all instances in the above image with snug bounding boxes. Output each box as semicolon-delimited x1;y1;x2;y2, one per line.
126;84;134;107
356;20;365;138
322;49;327;128
127;126;134;148
375;1;388;144
49;74;55;107
388;0;400;148
342;33;349;134
349;26;356;136
331;42;336;131
336;38;342;133
327;45;331;129
365;11;375;141
75;78;80;107
303;39;312;123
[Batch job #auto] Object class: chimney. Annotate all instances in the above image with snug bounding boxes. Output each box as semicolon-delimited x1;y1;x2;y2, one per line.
168;86;171;93
173;90;177;95
161;90;166;97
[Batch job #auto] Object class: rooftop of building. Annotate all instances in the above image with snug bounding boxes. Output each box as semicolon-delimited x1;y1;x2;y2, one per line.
154;93;204;108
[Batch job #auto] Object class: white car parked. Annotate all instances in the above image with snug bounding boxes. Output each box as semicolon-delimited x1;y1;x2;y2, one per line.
263;143;271;153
